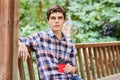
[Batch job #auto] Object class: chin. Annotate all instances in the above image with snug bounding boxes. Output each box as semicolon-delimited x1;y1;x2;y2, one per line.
53;29;61;32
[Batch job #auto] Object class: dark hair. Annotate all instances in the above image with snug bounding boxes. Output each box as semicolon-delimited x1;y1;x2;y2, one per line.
47;5;66;20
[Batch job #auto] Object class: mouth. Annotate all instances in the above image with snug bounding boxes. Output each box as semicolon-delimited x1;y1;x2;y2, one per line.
54;25;60;27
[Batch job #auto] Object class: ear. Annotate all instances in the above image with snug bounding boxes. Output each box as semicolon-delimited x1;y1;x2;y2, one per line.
64;18;66;21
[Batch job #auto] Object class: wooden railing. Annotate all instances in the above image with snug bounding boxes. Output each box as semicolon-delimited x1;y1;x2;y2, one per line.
75;41;120;80
18;48;37;80
18;41;120;80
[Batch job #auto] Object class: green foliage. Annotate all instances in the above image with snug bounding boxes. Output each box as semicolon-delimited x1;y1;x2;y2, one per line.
19;0;120;42
19;0;41;37
19;0;67;37
68;0;120;43
19;21;48;37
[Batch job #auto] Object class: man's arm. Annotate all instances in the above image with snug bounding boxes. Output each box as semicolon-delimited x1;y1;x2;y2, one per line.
63;41;78;74
18;40;30;61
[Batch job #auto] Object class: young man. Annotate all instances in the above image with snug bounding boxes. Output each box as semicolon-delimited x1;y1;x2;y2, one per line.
19;5;78;80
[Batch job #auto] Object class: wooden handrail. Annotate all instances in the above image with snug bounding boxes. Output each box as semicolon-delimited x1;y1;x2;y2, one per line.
18;47;37;80
18;41;120;80
75;41;120;48
75;41;120;80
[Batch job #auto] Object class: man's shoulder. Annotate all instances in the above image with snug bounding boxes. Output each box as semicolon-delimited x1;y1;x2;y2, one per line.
36;30;48;36
64;36;74;43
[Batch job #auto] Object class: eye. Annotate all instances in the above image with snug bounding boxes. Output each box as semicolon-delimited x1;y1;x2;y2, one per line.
58;16;63;20
50;17;56;20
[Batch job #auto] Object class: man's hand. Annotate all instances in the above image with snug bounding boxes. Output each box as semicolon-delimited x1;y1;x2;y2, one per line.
63;63;77;74
18;41;30;61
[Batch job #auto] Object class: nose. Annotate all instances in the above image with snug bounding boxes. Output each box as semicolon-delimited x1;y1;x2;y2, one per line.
55;18;59;23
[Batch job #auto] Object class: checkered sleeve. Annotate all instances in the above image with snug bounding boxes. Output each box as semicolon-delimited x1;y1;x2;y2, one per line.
19;32;41;50
69;40;77;67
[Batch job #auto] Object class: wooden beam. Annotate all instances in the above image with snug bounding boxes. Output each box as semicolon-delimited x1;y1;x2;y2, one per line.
11;0;19;80
0;0;19;80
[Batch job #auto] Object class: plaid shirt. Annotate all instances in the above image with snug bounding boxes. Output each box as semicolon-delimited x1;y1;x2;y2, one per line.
20;29;77;80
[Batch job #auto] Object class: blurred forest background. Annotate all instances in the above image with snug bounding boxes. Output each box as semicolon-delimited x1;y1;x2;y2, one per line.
19;0;120;43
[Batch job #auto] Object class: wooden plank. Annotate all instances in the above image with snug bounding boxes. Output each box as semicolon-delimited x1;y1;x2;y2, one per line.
103;47;109;76
119;46;120;72
75;49;81;76
93;47;101;78
75;41;120;48
18;58;26;80
111;46;118;73
88;47;96;80
114;46;119;73
98;47;105;77
77;49;86;80
11;0;19;80
107;46;114;74
0;0;10;80
83;48;91;80
119;46;120;73
75;54;79;75
0;0;19;80
116;46;120;72
27;52;35;80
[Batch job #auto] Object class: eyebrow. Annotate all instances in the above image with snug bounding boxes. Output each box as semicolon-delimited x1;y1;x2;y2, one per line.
50;16;64;19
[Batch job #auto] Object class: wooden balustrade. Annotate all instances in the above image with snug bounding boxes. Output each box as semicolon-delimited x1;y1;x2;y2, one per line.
75;41;120;80
18;41;120;80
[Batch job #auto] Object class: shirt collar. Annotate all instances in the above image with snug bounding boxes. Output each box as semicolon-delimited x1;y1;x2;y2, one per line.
47;28;67;41
47;28;55;37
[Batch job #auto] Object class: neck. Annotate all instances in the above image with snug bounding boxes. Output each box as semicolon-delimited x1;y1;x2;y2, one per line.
54;31;62;40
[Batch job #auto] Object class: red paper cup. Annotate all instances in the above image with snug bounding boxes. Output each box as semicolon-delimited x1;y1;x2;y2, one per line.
58;64;66;73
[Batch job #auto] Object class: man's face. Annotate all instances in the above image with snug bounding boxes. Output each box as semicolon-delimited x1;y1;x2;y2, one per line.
48;12;65;32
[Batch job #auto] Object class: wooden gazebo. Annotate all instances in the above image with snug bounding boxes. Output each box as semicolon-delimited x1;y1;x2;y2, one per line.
1;0;120;80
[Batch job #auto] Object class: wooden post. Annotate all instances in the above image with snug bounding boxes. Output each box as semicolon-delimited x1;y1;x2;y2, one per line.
0;0;19;80
39;1;42;22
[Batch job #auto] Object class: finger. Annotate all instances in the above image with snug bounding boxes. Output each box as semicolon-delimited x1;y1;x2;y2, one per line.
21;52;25;61
18;52;22;59
64;67;71;73
20;51;23;58
25;51;30;60
24;53;30;61
23;51;26;61
18;49;23;58
64;68;71;73
23;53;28;61
65;64;71;70
20;51;25;61
25;53;27;61
26;49;30;57
65;63;70;68
64;64;74;73
24;52;30;60
23;53;25;61
64;66;72;71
